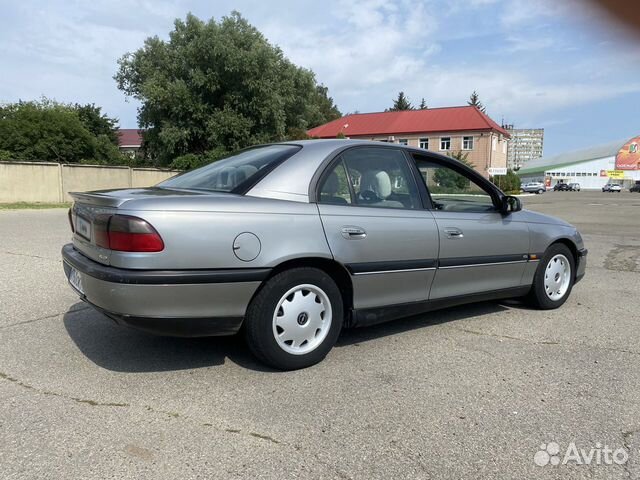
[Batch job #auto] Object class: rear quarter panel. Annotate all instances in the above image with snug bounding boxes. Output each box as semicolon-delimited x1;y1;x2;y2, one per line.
106;196;331;270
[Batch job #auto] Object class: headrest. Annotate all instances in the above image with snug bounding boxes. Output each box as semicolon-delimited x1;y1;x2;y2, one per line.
216;166;236;188
361;170;392;199
235;165;259;183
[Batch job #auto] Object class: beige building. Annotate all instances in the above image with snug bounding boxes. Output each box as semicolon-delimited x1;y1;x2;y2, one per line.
308;106;510;178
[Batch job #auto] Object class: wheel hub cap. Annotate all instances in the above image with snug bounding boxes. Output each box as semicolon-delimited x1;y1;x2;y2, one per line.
544;254;571;301
297;312;309;325
272;284;332;355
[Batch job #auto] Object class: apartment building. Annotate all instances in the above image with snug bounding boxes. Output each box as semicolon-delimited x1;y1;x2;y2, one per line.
504;126;544;170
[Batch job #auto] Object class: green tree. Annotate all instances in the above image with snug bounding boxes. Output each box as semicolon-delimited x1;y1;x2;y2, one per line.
387;91;413;111
419;97;428;109
468;90;486;113
433;151;473;191
0;99;125;164
386;92;413;112
73;103;119;145
115;12;341;167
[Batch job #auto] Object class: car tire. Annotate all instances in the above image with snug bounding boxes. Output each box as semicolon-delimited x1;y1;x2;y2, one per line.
538;189;544;194
527;244;575;310
244;267;343;370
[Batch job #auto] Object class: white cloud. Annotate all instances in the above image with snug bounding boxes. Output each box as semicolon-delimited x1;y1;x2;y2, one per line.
1;0;639;139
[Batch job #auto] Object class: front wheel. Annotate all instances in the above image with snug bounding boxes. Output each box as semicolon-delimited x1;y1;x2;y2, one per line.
244;267;343;370
527;244;575;309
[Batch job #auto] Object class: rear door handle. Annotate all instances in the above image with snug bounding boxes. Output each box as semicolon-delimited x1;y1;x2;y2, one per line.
341;226;367;239
444;227;464;239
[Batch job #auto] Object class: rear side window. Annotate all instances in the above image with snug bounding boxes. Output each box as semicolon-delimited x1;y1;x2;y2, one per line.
159;145;301;193
318;161;352;205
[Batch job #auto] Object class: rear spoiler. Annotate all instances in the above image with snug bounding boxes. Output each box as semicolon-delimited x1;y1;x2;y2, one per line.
69;191;129;208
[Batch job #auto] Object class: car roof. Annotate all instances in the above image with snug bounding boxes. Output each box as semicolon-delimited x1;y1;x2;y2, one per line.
248;139;439;202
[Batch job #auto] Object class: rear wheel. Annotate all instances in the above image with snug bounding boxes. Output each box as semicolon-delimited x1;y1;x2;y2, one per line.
537;189;544;194
244;267;343;370
527;244;575;309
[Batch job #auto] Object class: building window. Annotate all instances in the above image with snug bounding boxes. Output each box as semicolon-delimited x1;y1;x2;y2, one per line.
440;137;451;151
398;139;408;145
502;141;507;154
419;138;429;149
492;137;497;151
462;136;474;150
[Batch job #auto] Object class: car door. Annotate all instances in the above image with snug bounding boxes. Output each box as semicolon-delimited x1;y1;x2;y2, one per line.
316;146;439;310
412;153;531;299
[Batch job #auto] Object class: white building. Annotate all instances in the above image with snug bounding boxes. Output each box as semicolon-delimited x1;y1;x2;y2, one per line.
517;137;640;190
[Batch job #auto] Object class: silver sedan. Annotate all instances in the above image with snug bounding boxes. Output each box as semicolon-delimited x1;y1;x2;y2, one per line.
62;140;587;370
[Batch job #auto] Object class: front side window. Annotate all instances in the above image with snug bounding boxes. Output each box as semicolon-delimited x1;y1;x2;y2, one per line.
159;145;300;193
440;137;451;151
462;136;474;150
413;155;496;212
319;147;421;209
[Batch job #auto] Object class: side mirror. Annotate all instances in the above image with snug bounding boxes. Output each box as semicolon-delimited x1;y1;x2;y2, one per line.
500;195;522;214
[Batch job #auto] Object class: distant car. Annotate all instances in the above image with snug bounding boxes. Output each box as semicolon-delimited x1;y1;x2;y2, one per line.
568;183;581;191
630;183;640;193
554;183;571;191
602;184;622;192
521;182;546;194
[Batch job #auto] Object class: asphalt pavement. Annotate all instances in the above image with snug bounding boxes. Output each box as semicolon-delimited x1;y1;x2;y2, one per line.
1;190;639;479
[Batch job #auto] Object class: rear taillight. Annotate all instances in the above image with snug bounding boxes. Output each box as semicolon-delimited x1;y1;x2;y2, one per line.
68;208;74;233
94;214;164;252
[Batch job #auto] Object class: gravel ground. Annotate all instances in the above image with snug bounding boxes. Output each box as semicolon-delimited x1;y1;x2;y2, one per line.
1;190;639;479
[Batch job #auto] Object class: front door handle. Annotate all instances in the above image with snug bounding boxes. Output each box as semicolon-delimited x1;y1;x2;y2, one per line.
341;226;367;239
444;227;464;239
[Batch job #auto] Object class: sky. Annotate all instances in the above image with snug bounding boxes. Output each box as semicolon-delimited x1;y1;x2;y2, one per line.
1;0;639;156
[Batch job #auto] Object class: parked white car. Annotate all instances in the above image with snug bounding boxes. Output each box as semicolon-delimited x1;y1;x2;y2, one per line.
602;184;622;192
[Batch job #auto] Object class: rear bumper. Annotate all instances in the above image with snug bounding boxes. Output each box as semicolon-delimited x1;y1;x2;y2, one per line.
61;244;268;337
575;248;587;283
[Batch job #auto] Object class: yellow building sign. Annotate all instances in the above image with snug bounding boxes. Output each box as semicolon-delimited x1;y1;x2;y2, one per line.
607;170;625;179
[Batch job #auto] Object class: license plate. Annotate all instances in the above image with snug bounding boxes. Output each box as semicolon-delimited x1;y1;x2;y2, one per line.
68;267;84;295
75;215;91;240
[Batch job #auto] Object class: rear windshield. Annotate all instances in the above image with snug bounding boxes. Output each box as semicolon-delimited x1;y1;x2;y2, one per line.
159;145;301;193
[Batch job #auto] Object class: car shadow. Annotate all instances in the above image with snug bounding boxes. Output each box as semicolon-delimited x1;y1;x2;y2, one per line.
64;299;526;373
337;300;515;346
63;303;274;373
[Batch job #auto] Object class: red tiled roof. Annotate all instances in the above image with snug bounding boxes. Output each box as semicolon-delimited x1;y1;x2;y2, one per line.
117;129;143;147
308;106;510;139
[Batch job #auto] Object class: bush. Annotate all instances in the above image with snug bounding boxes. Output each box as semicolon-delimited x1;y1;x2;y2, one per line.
491;169;521;194
0;98;125;165
169;147;230;170
170;153;208;170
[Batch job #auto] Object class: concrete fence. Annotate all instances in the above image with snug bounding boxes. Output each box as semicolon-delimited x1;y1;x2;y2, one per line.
0;161;181;203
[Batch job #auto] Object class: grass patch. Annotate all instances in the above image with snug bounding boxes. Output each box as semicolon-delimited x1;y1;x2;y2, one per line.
0;202;71;210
